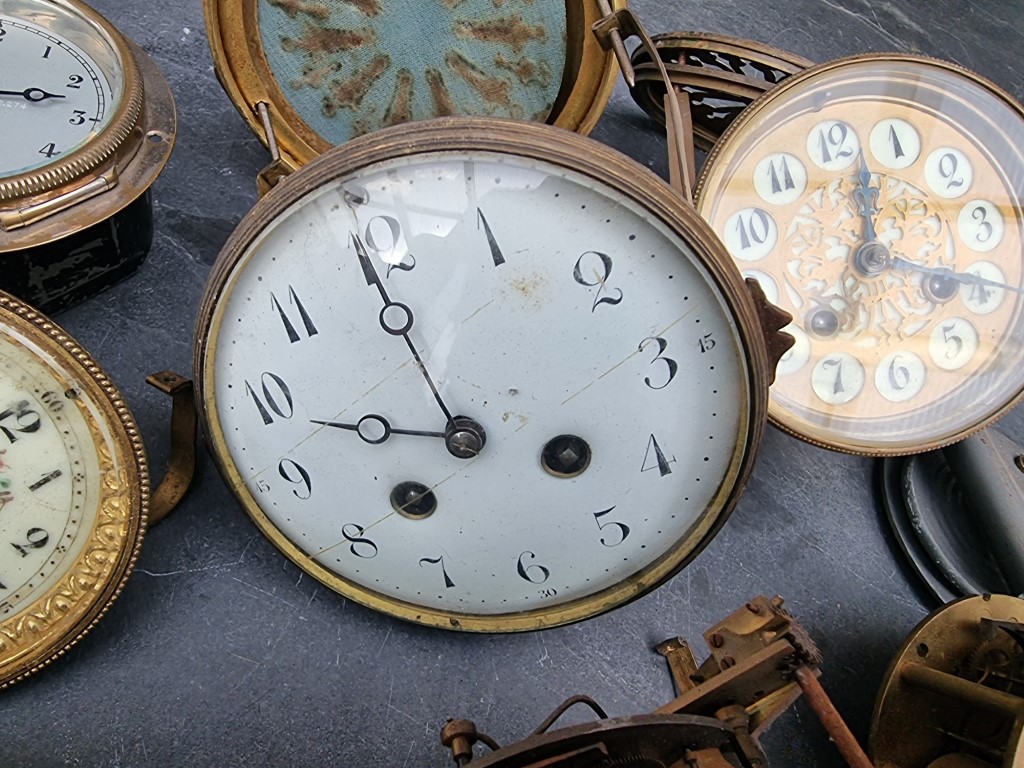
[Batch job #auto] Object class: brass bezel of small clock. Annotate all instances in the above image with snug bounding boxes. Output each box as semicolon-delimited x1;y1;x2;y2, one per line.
203;0;624;174
193;117;771;632
0;0;176;251
695;53;1024;457
0;291;148;689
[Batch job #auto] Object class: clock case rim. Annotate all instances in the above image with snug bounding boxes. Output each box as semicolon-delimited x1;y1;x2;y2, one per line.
0;291;148;689
695;51;1024;458
0;0;177;251
202;0;626;173
194;117;772;633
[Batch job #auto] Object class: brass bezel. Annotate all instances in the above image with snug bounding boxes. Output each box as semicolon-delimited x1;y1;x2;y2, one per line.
0;291;148;689
203;0;624;171
194;117;771;633
696;53;1024;457
0;2;176;251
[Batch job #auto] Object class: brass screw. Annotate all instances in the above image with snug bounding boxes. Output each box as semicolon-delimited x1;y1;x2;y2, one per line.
710;633;724;648
745;602;761;614
721;656;736;669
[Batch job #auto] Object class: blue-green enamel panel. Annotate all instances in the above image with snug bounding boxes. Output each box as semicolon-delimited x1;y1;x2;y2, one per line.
258;0;568;145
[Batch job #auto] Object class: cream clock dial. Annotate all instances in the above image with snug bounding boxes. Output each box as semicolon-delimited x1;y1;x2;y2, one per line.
0;6;121;178
197;119;774;632
698;55;1024;454
0;293;146;689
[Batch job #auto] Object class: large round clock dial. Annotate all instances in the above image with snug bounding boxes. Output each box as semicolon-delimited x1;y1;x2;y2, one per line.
698;55;1024;454
197;119;771;632
0;2;123;178
0;292;147;688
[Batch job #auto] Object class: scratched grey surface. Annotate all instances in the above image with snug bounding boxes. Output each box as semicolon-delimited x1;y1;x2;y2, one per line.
3;1;1024;766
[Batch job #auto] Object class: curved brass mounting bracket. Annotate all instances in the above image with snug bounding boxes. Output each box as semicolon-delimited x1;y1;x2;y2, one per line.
745;278;794;385
145;370;197;524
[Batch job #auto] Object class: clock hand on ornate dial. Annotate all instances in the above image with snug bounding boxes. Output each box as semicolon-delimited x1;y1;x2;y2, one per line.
851;149;889;277
0;88;66;102
311;414;446;445
349;233;486;459
890;256;1024;296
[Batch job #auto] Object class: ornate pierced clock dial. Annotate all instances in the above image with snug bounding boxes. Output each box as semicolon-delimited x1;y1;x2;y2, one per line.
0;1;122;178
698;57;1024;453
258;0;569;143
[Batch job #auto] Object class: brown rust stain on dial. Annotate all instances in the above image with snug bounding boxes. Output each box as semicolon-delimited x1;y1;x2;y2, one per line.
383;69;414;127
323;54;390;115
455;15;546;55
426;69;457;117
445;51;514;110
268;0;330;20
281;23;376;55
495;53;552;87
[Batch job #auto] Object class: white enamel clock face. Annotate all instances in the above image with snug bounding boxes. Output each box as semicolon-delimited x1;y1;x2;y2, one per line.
201;136;760;630
0;331;103;618
698;56;1024;454
0;1;122;178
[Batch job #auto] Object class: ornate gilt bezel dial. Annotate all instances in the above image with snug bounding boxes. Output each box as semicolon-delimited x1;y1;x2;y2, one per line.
697;54;1024;455
0;292;147;689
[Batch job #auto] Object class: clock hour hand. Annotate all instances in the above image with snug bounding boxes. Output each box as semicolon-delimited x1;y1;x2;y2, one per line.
852;149;880;243
890;256;1024;296
349;232;456;426
311;414;446;445
0;88;66;102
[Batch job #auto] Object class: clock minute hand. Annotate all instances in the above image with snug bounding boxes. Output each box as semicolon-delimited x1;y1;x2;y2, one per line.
890;256;1024;296
349;233;456;426
0;88;66;102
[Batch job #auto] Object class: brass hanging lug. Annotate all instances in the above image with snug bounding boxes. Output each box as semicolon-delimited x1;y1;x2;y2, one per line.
745;278;794;385
145;370;197;524
255;102;297;196
593;3;696;201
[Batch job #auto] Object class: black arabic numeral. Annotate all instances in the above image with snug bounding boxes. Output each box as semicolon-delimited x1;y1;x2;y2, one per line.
477;208;506;267
573;251;623;312
342;524;378;559
699;332;716;354
938;152;964;190
942;323;963;359
0;400;41;443
888;125;905;159
69;109;87;126
516;551;550;584
38;142;58;158
641;434;676;476
767;156;795;195
245;372;293;425
271;285;319;343
40;391;63;412
822;357;845;395
0;21;6;40
972;206;993;243
638;337;677;390
278;459;312;499
419;555;455;588
817;122;852;164
888;355;911;392
969;278;991;306
11;528;49;557
592;507;630;547
66;74;83;89
364;215;416;276
735;210;770;250
42;45;51;59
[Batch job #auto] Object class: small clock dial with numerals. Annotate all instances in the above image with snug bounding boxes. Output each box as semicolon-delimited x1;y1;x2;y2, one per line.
698;55;1024;454
0;1;123;178
0;292;146;689
197;119;770;632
